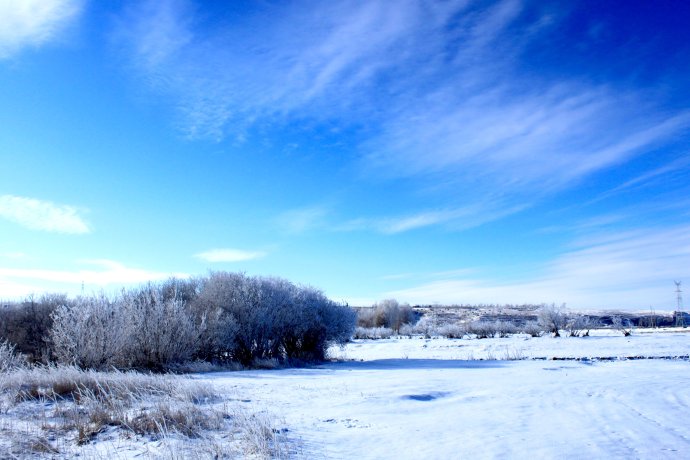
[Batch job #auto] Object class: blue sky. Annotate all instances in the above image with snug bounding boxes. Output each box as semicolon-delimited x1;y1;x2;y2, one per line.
1;0;689;309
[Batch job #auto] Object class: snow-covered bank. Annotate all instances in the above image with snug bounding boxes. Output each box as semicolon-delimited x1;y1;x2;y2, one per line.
329;328;690;361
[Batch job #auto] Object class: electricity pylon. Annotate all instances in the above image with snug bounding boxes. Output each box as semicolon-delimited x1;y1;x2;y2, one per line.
675;281;685;328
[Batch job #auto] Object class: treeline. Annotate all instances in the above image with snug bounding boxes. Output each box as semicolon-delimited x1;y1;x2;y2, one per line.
0;272;356;370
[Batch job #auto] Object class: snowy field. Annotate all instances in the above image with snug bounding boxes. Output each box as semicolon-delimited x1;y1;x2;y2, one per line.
201;329;690;459
2;329;689;458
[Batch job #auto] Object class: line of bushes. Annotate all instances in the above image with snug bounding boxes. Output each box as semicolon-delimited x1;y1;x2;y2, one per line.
352;304;627;339
1;272;356;370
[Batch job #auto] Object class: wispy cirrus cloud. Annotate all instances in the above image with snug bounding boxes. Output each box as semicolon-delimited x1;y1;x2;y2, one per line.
275;206;330;234
277;200;526;235
0;195;90;234
116;0;452;139
194;248;267;263
388;224;690;309
117;0;690;231
367;88;690;196
339;210;460;234
0;0;84;59
589;155;690;205
338;202;527;234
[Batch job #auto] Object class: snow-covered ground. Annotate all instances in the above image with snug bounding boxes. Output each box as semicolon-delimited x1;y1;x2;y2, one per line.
2;330;689;458
201;329;690;459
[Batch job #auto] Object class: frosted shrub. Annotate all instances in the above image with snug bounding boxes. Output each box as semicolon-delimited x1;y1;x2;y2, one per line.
121;285;202;369
520;321;543;337
378;299;415;333
276;282;355;361
51;295;129;369
194;272;266;364
437;323;465;339
538;303;568;337
0;340;26;371
466;321;496;339
356;299;415;332
411;315;439;337
193;306;240;364
356;308;378;328
48;273;355;369
566;315;599;337
194;272;355;365
398;323;416;337
51;286;203;370
612;316;633;336
494;320;518;338
353;327;394;339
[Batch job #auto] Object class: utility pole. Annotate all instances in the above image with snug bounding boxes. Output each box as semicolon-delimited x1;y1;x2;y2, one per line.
674;281;685;328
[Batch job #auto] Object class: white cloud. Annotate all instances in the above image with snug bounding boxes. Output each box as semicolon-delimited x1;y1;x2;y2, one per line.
387;225;690;310
194;248;266;263
0;195;90;234
0;259;188;285
0;259;189;298
0;0;84;59
0;277;44;299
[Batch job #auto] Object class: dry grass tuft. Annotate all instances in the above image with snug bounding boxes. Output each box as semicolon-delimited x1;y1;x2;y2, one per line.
2;365;216;405
127;402;224;439
0;365;291;458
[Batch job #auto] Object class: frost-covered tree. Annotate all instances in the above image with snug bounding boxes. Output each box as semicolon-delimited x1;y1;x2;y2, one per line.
538;303;568;337
51;294;128;369
285;286;355;361
0;293;66;362
193;272;266;364
566;315;599;337
121;285;202;369
612;316;633;336
193;272;355;365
